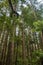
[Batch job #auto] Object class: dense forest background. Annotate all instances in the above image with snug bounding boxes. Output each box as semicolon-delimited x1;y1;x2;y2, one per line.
0;0;43;65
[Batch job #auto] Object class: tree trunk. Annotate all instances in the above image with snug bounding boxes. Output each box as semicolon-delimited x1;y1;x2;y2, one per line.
1;31;8;65
41;30;43;50
21;24;26;65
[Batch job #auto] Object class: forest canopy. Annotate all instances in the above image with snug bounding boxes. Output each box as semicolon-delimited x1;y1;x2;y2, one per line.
0;0;43;65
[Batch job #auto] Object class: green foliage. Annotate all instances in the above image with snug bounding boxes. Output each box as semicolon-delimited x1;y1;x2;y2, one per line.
33;20;43;31
33;50;43;57
32;50;43;64
21;0;25;3
22;6;37;27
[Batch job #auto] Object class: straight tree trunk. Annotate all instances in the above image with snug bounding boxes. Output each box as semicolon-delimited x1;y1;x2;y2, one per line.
41;30;43;50
6;22;16;65
1;30;8;65
21;24;26;65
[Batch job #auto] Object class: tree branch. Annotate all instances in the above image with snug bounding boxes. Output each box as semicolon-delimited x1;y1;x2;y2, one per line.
8;0;19;17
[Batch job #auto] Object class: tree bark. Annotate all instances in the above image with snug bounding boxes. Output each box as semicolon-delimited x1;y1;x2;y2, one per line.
21;24;26;65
